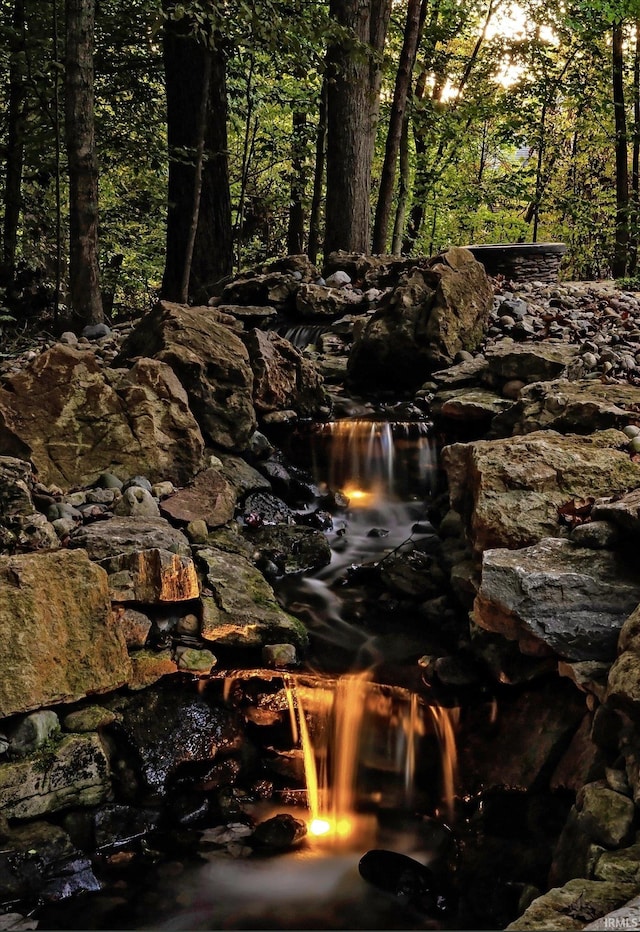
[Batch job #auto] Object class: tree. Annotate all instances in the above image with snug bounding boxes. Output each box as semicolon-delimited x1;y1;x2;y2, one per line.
161;5;232;302
324;0;392;255
65;0;103;323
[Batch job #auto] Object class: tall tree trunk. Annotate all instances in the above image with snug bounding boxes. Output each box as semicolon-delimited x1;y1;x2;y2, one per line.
162;16;232;301
287;110;307;255
612;19;630;278
372;0;422;254
391;107;410;255
308;76;328;264
65;0;103;324
2;0;27;284
324;0;391;256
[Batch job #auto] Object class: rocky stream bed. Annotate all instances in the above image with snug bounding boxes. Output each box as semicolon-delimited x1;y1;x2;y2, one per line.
3;249;640;930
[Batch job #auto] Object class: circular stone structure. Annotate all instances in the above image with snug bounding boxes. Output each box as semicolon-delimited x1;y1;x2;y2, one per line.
465;242;567;283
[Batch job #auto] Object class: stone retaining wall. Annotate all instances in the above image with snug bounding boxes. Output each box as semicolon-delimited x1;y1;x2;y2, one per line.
466;243;567;283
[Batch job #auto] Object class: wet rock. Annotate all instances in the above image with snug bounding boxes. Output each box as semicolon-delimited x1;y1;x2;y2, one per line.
197;547;308;649
557;661;610;701
443;429;640;552
240;490;295;525
358;848;452;916
252;813;307;849
159;468;237;528
70;516;191;561
0;550;130;717
175;647;216;672
217;453;271;498
113;689;242;796
348;247;493;389
99;549;199;602
116;301;257;451
247;524;331;575
379;548;443;599
0;346;204;488
475;538;640;660
507;878;640;930
550;714;602;793
243;328;329;417
0;821;100;903
0;733;111;819
261;643;297;668
460;677;585;793
127;649;178;690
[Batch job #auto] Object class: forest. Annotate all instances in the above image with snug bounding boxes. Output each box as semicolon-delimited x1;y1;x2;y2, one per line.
0;0;639;326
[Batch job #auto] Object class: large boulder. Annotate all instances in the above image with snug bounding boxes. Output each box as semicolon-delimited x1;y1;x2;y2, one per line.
158;467;237;528
117;301;257;451
0;346;204;488
474;538;640;660
0;550;131;717
442;429;640;552
242;329;330;417
347;247;493;389
196;547;309;649
506;879;640;931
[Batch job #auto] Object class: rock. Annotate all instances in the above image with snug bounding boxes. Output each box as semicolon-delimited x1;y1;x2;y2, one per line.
197;547;308;649
295;282;362;316
358;848;453;916
62;706;119;732
431;387;513;426
0;821;100;903
0;733;111;819
113;485;160;517
216;304;278;327
325;270;351;287
431;355;489;389
475;538;640;660
592;489;640;537
0;550;131;717
570;521;620;549
113;689;243;795
506;879;640;930
82;322;111;339
347;247;494;389
557;661;610;701
123;475;153;493
584;893;640;930
8;711;60;757
484;342;579;383
100;548;199;602
494;379;640;436
459;677;584;792
70;516;191;561
243;328;329;417
246;525;332;575
551;714;603;792
442;429;640;552
220;271;298;308
262;643;297;667
252;813;307;848
379;548;443;598
0;346;204;488
116;301;257;451
217;453;271;497
59;331;78;346
159;467;237;529
175;647;216;672
0;456;35;520
240;490;295;525
152;480;175;499
112;606;153;649
576;781;636;848
127;649;178;689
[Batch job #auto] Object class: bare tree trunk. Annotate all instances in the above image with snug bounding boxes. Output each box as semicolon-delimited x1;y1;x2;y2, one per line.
612;19;630;278
324;0;391;256
308;76;328;264
391;107;410;255
372;0;422;254
287;110;307;255
2;0;27;283
163;15;232;301
65;0;103;324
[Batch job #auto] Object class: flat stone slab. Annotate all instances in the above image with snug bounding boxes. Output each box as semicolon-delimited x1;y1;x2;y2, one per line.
475;538;640;660
507;878;640;930
70;516;191;560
